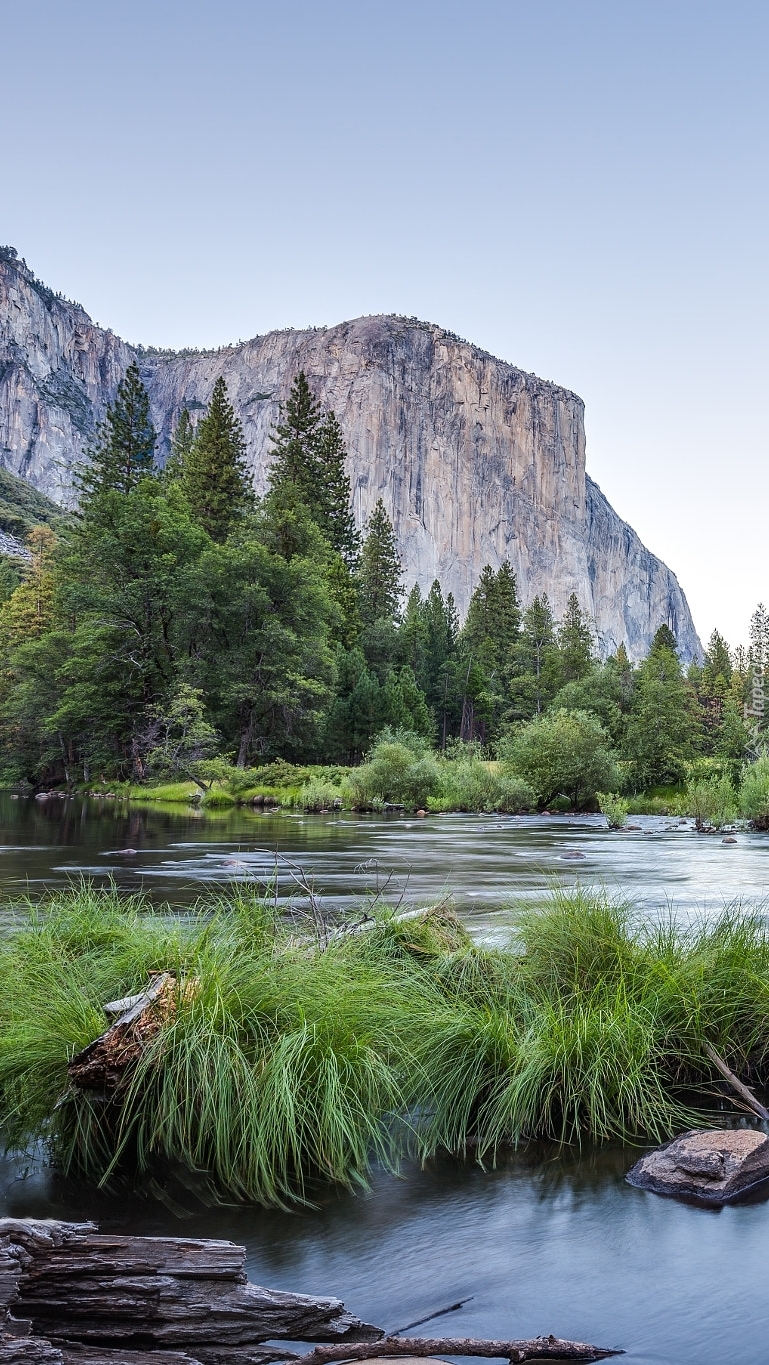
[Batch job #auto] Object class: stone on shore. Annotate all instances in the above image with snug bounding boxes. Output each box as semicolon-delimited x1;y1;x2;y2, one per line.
626;1128;769;1204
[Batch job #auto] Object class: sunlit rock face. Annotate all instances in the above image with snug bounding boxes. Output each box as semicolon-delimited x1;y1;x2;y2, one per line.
0;253;701;661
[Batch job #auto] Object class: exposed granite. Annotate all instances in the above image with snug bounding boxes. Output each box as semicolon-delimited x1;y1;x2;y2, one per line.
626;1128;769;1204
0;253;701;660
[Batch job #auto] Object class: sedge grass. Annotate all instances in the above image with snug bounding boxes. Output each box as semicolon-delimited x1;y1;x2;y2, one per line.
2;883;769;1206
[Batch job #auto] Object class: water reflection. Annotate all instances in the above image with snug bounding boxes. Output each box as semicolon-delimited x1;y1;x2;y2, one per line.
2;794;769;1361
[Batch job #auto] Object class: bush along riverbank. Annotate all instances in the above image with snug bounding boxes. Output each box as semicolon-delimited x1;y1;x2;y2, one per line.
63;728;769;831
3;882;769;1208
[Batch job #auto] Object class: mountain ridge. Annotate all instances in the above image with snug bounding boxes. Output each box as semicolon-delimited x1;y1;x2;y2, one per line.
0;249;702;661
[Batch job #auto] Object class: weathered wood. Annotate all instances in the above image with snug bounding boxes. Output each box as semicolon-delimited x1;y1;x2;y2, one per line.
282;1336;621;1364
0;1222;380;1351
67;978;176;1091
704;1042;769;1122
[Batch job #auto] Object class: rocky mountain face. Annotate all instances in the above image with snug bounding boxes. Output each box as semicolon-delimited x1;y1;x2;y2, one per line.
0;249;702;661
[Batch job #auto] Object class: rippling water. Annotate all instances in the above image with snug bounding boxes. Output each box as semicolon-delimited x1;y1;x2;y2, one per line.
1;792;768;1364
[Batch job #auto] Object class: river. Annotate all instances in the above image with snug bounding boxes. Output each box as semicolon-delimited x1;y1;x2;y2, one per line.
1;793;768;1365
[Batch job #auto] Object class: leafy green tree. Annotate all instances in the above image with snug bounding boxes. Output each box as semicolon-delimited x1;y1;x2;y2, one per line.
138;683;218;783
500;708;618;810
179;377;253;541
77;361;156;501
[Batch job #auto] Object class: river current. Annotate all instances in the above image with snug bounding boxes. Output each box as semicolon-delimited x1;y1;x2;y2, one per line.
1;793;768;1365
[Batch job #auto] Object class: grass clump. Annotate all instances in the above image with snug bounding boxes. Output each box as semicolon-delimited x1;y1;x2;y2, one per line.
4;883;769;1207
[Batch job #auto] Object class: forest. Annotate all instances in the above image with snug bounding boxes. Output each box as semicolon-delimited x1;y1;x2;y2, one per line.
0;362;766;822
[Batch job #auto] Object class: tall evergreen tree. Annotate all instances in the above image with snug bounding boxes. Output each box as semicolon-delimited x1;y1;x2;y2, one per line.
558;593;595;682
624;628;700;787
510;594;561;718
314;410;360;567
269;374;359;566
164;408;195;483
180;377;253;541
268;371;323;496
357;499;403;626
77;361;156;500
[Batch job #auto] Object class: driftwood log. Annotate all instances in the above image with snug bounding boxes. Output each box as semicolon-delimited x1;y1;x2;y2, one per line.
0;1220;619;1365
285;1338;620;1363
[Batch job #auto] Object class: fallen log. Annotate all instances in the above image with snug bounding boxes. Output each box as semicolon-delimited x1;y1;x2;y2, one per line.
0;1222;619;1365
283;1336;621;1363
703;1042;769;1122
0;1220;380;1365
67;976;176;1091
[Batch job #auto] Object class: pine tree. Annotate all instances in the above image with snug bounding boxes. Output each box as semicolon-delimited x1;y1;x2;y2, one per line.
77;361;156;500
268;371;322;497
358;499;403;626
510;594;560;717
558;593;595;682
180;377;253;541
624;630;700;787
268;373;359;566
314;410;360;567
164;408;195;483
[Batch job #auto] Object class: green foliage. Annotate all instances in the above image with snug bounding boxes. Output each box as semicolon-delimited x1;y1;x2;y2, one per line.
685;774;738;831
298;778;343;812
500;709;618;809
177;377;253;541
5;885;769;1205
427;755;534;814
0;467;62;541
739;754;769;829
357;500;403;627
624;627;699;788
597;792;629;828
348;732;441;809
268;373;359;566
76;362;156;501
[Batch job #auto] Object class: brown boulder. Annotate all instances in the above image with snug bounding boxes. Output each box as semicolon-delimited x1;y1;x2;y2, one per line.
626;1128;769;1204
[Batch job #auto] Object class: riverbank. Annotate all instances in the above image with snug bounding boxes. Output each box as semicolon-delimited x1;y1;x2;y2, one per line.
1;882;767;1209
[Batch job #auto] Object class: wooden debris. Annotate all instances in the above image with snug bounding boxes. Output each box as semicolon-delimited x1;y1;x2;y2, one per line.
0;1221;619;1365
67;976;178;1091
703;1042;769;1122
283;1336;621;1363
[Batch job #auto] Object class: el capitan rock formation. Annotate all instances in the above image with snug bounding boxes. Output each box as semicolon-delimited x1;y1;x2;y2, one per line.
0;248;701;661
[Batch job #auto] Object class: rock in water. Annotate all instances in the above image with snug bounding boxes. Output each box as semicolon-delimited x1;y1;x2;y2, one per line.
0;250;701;662
626;1128;769;1204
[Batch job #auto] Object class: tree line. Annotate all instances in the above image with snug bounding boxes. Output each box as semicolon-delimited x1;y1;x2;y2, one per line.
0;362;762;790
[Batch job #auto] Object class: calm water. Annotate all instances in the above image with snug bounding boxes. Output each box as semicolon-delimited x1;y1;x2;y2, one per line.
2;793;769;1365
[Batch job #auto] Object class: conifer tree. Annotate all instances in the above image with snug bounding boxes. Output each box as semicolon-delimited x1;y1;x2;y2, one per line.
268;371;322;497
510;594;560;717
269;374;359;566
358;499;403;626
164;408;195;483
180;377;253;541
558;593;595;682
314;410;360;566
77;361;156;500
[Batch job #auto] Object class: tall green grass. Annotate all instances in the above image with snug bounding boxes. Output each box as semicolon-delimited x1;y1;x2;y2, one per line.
1;882;769;1207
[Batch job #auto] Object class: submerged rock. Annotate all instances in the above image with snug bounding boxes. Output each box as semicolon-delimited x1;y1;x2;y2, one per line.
626;1128;769;1204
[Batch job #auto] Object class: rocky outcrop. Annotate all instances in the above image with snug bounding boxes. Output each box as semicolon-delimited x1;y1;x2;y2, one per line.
0;249;701;660
626;1128;769;1204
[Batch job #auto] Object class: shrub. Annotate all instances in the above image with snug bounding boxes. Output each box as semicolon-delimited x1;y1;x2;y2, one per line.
597;792;629;829
431;757;503;812
499;709;619;810
299;779;342;812
686;775;737;831
348;737;441;810
739;754;769;829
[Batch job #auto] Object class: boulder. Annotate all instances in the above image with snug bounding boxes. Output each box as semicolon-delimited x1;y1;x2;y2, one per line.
626;1128;769;1204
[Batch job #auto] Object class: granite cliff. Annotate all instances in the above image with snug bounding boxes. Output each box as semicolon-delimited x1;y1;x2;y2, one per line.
0;248;701;661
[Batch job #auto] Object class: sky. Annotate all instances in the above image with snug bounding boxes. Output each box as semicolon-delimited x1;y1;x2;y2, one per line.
1;0;767;648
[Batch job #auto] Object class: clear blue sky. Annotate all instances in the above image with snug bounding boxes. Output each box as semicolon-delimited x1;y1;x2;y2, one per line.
2;0;767;647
